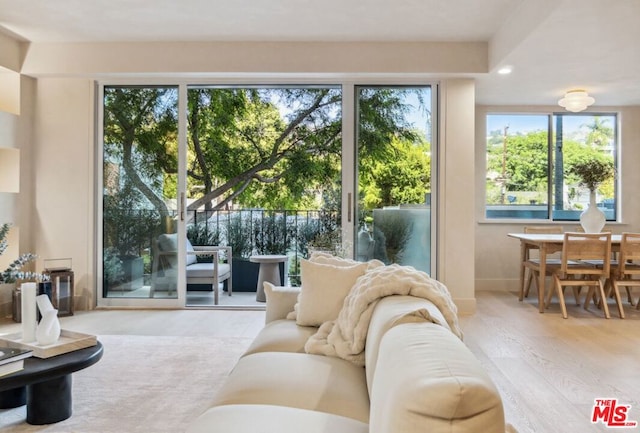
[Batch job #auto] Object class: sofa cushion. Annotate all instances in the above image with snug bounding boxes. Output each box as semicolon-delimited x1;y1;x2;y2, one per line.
296;259;369;327
243;319;317;357
365;295;450;390
211;352;370;423
187;404;368;433
369;323;505;433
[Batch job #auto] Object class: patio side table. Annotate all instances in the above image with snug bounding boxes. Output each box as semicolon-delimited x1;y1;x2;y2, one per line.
249;255;288;302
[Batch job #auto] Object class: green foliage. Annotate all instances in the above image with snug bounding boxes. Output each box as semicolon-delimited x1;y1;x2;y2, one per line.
224;214;254;259
252;213;296;255
296;213;341;256
486;130;548;194
486;116;616;206
103;87;178;211
103;247;125;286
187;221;221;246
104;86;426;215
360;135;431;209
0;223;41;283
103;182;162;258
567;157;615;192
372;211;413;264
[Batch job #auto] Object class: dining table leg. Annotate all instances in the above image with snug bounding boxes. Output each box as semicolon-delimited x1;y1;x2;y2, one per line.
537;246;547;313
519;242;527;301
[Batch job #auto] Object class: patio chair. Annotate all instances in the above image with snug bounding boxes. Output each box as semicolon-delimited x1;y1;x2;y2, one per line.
150;233;232;305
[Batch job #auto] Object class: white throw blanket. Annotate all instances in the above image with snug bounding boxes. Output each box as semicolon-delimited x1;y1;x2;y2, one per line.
305;264;462;366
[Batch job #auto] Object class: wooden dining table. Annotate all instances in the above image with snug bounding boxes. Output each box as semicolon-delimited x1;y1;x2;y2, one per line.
508;233;622;313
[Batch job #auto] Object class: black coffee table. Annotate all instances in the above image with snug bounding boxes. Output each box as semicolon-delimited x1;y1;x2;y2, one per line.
0;341;103;425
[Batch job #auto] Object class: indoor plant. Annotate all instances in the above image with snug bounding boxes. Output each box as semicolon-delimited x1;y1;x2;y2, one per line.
0;223;40;283
568;158;615;233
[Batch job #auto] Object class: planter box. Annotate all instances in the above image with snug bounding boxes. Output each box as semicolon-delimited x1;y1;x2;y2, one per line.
231;258;285;292
121;256;144;290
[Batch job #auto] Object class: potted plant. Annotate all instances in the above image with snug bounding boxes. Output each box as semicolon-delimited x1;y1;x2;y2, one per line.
225;213;258;292
568;157;615;233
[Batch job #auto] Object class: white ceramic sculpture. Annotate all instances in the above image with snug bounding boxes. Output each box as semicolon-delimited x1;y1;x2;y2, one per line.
36;294;61;345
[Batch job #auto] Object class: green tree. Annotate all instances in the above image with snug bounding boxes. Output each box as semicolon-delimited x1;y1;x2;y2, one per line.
359;135;431;209
103;87;178;214
104;86;423;213
583;117;613;149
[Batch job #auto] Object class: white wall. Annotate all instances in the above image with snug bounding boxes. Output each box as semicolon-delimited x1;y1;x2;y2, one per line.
474;105;640;293
0;76;36;317
33;78;95;311
439;80;477;312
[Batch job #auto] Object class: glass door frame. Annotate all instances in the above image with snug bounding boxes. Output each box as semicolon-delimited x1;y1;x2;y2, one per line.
345;82;438;277
96;83;187;308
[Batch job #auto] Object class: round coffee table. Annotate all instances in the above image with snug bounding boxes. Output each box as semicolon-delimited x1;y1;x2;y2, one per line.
249;255;288;302
0;341;103;425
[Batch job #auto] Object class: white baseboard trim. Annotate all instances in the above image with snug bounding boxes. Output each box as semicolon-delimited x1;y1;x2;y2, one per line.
475;278;520;292
453;297;476;315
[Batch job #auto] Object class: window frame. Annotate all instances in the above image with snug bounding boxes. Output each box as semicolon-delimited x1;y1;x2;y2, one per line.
484;111;619;223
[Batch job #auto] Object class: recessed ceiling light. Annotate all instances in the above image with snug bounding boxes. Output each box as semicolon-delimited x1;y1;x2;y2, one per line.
497;66;513;75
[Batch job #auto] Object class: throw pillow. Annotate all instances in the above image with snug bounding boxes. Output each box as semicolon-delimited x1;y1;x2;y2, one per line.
295;259;369;327
157;233;197;267
311;252;385;270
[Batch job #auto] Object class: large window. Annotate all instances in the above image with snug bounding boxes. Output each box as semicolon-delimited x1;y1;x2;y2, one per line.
485;113;618;221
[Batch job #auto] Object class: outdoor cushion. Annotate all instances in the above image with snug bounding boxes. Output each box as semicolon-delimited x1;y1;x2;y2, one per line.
185;262;230;279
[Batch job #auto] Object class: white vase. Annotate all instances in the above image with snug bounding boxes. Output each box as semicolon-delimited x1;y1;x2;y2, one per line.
36;308;61;345
580;190;606;233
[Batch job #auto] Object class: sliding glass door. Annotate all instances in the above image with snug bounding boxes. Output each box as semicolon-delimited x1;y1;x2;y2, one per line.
101;86;180;304
354;86;434;274
98;82;437;308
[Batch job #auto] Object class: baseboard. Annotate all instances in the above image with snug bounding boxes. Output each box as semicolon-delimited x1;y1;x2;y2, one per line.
475;278;519;292
453;297;476;315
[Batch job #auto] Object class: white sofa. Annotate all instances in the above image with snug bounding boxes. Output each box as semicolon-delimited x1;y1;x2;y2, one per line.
187;259;506;433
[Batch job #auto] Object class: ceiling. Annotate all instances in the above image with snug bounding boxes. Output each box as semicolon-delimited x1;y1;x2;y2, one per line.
0;0;638;106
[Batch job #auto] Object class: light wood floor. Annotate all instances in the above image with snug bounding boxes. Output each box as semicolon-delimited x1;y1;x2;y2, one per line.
2;290;638;432
462;290;640;433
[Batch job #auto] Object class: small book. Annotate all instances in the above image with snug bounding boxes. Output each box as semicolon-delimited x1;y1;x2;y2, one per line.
0;359;25;378
0;347;33;366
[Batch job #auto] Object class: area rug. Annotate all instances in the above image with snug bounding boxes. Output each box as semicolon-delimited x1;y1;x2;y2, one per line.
0;334;253;432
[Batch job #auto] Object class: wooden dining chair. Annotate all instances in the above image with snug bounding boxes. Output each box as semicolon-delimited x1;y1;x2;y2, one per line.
544;232;612;319
520;226;563;301
605;232;640;316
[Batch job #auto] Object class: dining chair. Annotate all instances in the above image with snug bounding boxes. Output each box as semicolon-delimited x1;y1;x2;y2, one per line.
544;232;612;319
604;232;640;316
520;226;563;301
